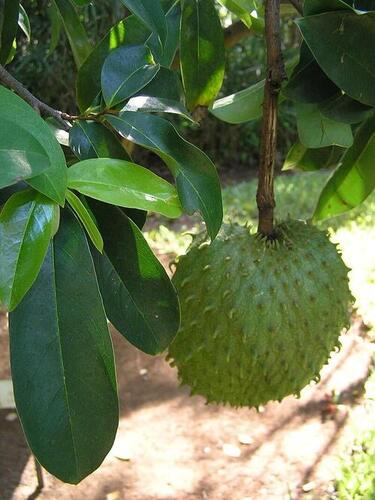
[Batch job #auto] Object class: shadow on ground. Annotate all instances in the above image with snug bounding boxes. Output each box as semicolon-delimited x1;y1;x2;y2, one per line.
0;315;373;500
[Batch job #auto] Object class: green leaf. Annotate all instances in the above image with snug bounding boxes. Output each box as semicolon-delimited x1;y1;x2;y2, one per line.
76;17;150;111
122;68;193;121
101;44;160;107
0;86;67;204
123;67;192;118
180;0;225;110
69;121;131;161
118;0;167;45
0;146;50;190
18;5;31;42
124;96;193;121
9;210;119;484
0;0;19;64
210;78;265;124
69;121;146;227
131;67;184;102
216;0;253;29
88;200;180;355
210;58;297;124
283;141;344;172
0;190;59;310
296;102;354;149
283;43;339;104
304;0;354;16
147;3;181;67
68;158;182;218
297;11;375;107
52;0;92;68
47;3;62;55
318;93;373;124
106;112;223;239
314;114;375;220
66;190;103;252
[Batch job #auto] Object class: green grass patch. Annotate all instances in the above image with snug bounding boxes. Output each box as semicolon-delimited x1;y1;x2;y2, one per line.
334;360;375;499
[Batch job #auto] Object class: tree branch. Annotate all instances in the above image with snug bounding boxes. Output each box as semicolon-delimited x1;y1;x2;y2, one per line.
256;0;286;237
0;64;71;131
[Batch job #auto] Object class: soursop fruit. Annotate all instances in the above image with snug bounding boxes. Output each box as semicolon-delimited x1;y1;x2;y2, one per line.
167;220;353;407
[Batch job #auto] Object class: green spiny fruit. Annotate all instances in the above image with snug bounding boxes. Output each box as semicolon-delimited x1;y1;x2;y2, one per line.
167;220;353;408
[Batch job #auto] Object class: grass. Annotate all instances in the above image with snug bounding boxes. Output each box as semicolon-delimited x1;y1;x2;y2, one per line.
146;170;375;329
334;358;375;499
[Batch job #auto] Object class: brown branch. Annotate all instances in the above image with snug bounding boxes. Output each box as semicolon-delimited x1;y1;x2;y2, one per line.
256;0;286;237
0;64;72;131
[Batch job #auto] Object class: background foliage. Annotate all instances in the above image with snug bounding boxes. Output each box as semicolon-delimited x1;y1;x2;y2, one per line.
10;1;298;172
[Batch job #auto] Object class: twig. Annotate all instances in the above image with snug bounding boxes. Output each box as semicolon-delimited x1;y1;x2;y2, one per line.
256;0;287;237
0;64;72;131
288;0;303;15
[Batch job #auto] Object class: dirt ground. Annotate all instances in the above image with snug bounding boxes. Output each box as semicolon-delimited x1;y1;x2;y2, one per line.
0;309;374;500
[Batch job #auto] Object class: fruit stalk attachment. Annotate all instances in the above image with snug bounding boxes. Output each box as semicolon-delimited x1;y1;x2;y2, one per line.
256;0;286;237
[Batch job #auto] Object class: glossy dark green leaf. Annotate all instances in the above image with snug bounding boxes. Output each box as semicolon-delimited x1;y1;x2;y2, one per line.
0;86;67;204
121;207;147;228
131;67;183;102
304;0;354;15
9;211;118;484
297;11;375;106
0;190;59;310
52;0;92;68
0;146;50;190
283;141;344;172
122;68;192;121
147;3;180;67
106;112;223;239
69;121;146;227
0;0;19;64
124;96;193;121
283;43;339;104
314;114;375;220
18;5;31;42
76;16;150;111
101;44;160;107
180;0;225;110
318;93;373;124
68;158;182;218
118;0;167;45
66;190;103;252
296;102;353;149
88;200;180;354
69;121;131;161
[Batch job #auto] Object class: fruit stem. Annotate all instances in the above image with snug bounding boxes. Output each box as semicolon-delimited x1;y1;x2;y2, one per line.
256;0;286;237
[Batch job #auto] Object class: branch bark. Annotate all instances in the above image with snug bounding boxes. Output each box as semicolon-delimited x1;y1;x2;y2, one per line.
0;64;71;131
256;0;286;237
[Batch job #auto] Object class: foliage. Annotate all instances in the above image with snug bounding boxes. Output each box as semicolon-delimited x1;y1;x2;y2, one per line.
0;0;374;485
